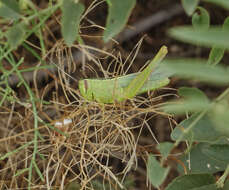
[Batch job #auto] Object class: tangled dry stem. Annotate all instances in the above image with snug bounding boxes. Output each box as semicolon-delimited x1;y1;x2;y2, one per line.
0;41;173;190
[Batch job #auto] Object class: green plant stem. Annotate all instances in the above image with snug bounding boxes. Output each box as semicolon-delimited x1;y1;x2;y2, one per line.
215;87;229;101
0;3;60;62
11;59;45;189
216;164;229;188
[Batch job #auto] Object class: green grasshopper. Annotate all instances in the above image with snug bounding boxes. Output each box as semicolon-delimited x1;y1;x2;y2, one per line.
79;46;170;103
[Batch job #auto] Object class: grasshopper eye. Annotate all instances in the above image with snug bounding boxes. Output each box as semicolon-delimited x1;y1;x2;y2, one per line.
84;80;88;92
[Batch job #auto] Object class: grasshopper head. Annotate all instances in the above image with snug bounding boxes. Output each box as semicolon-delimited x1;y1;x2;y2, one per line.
79;79;93;101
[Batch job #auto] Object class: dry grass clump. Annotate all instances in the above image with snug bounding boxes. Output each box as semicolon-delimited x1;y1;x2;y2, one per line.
0;42;172;189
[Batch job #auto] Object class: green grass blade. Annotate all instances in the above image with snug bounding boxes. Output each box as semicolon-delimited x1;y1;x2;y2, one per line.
33;160;45;182
14;168;30;177
0;141;33;161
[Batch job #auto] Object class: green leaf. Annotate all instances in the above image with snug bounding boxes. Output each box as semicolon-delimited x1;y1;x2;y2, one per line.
222;181;229;190
103;0;136;42
207;48;225;66
162;99;210;115
6;24;26;49
147;155;170;188
203;0;229;10
207;17;229;65
0;0;21;20
209;100;229;137
161;59;229;85
202;144;229;162
181;0;199;16
191;184;218;190
222;17;229;30
157;142;174;159
192;7;210;30
168;26;229;49
178;87;209;103
165;174;215;190
61;0;85;46
105;0;112;6
163;87;210;115
171;113;227;143
19;0;29;10
178;143;227;174
0;29;3;38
